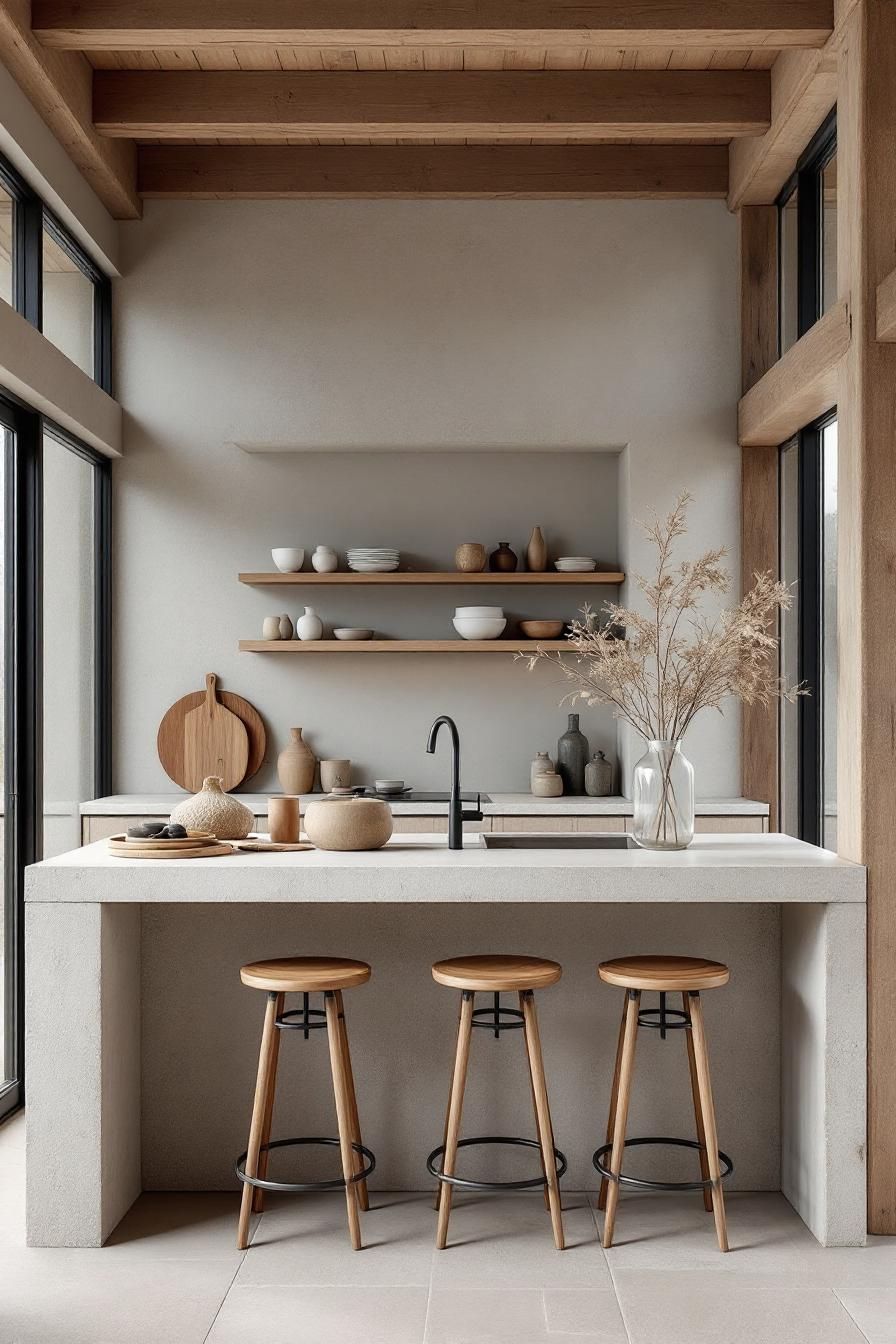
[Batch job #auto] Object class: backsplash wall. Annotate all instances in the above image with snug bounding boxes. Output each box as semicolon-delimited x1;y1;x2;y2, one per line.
114;199;740;795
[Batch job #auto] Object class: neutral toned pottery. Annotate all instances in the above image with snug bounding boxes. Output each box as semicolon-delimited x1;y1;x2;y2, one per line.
585;750;614;797
295;606;323;640
555;557;597;572
278;613;294;640
489;541;518;573
455;606;503;617
311;545;338;573
557;712;589;795
320;759;351;792
532;771;563;798
277;727;316;794
267;795;301;843
271;547;304;573
304;795;393;851
520;619;565;639
375;779;405;793
262;616;281;641
526;526;547;573
170;776;254;840
455;543;486;573
530;750;554;791
453;615;506;640
333;628;374;641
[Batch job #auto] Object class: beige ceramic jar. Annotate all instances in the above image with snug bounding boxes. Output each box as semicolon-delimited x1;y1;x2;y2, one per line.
170;776;254;839
304;796;393;851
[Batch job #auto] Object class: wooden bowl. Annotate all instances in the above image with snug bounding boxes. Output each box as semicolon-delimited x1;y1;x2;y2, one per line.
520;619;566;639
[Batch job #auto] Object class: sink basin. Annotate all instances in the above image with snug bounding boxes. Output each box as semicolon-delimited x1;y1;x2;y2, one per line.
481;833;634;849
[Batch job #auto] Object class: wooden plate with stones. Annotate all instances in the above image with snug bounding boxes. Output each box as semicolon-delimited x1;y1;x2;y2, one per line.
108;837;234;860
108;831;217;852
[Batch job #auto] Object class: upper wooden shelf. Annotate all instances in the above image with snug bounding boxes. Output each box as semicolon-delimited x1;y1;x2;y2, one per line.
240;640;572;653
239;571;624;585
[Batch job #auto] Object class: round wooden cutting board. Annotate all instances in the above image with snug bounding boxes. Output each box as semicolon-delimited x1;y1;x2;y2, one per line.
158;675;266;791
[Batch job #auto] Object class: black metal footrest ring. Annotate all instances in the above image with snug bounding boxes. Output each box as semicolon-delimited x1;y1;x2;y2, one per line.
235;1136;376;1193
471;1005;525;1033
637;1008;689;1031
427;1136;567;1191
593;1137;733;1192
276;1007;327;1032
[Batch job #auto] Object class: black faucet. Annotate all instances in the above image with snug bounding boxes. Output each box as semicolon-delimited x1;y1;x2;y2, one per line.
426;715;478;850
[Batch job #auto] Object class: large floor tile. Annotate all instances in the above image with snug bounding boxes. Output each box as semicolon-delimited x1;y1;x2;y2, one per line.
613;1275;867;1344
104;1192;249;1262
207;1285;429;1344
240;1191;434;1286
425;1288;549;1342
544;1289;629;1340
836;1290;896;1343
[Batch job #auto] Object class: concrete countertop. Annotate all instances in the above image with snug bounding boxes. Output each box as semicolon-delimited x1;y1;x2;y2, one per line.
79;793;770;817
27;832;862;905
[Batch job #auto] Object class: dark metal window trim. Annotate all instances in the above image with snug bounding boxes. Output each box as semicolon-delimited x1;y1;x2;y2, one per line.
777;108;837;355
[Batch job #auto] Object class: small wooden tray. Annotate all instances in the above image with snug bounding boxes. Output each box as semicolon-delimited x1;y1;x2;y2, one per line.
108;831;216;851
108;840;235;860
233;840;314;853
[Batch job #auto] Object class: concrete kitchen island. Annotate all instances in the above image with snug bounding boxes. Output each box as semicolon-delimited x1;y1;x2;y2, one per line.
25;834;865;1250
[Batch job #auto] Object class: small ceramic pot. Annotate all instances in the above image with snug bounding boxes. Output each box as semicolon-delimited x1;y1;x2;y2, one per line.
532;771;563;798
312;545;338;573
170;776;254;839
489;542;518;573
320;759;351;792
295;606;323;640
304;796;393;851
455;542;487;573
268;795;301;843
278;613;294;640
585;750;614;797
530;750;555;792
262;616;281;641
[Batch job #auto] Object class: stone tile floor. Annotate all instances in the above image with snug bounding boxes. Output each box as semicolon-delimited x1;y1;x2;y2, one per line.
1;1112;894;1343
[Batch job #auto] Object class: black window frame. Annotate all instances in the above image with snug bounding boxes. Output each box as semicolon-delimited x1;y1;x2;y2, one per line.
777;109;837;354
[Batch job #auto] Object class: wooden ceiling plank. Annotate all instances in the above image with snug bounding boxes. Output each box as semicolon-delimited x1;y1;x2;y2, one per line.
32;1;836;50
93;68;772;139
137;142;729;199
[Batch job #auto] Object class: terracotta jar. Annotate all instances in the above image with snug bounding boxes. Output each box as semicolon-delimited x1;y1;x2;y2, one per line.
455;542;487;573
170;776;253;839
277;727;316;793
304;796;393;851
489;542;518;573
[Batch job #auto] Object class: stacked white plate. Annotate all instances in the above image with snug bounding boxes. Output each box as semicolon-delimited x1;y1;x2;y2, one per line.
555;556;597;572
347;548;400;573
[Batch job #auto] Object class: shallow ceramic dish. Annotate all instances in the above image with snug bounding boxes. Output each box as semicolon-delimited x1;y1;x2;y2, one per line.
271;547;305;572
348;562;400;572
375;779;405;793
452;616;507;640
520;619;566;639
454;605;504;618
333;627;374;640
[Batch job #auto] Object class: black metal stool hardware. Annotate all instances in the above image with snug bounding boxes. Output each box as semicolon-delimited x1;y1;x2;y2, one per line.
236;1136;376;1193
593;1136;733;1192
471;992;526;1038
275;991;328;1039
637;991;690;1039
428;1136;568;1191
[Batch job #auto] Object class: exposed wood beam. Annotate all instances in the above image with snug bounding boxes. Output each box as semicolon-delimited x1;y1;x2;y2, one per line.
728;45;836;208
738;297;849;446
877;267;896;342
32;1;835;50
93;69;771;141
138;143;729;199
0;0;138;218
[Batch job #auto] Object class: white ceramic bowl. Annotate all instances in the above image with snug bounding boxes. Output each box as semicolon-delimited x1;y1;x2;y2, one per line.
375;779;405;793
454;605;504;617
334;627;374;640
272;547;305;573
452;616;507;640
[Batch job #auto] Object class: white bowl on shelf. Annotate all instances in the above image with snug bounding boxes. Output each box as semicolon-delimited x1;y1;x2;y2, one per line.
271;547;305;572
452;616;507;640
454;605;504;618
333;627;374;640
555;558;597;572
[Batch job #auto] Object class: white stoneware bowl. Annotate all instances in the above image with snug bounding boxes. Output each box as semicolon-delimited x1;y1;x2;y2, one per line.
454;605;504;618
333;628;374;640
272;547;305;572
452;616;507;640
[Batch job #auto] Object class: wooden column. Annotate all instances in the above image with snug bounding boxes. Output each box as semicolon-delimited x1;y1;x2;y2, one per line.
739;204;780;826
837;0;896;1234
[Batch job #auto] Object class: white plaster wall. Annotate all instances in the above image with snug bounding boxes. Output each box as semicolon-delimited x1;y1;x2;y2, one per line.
114;200;740;796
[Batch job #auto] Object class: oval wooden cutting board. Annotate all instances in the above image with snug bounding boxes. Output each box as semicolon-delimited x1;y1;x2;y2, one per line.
158;674;266;791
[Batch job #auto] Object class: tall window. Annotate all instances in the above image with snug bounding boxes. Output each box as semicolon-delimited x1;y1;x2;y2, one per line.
778;110;837;355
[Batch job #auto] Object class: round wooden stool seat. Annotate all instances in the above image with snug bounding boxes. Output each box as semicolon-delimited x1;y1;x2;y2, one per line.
240;956;371;993
432;954;562;992
598;955;729;993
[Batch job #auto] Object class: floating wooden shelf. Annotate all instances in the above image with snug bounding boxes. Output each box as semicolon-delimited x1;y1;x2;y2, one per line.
240;639;574;653
239;571;624;585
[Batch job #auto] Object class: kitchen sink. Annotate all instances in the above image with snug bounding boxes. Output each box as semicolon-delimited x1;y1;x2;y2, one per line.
481;833;635;849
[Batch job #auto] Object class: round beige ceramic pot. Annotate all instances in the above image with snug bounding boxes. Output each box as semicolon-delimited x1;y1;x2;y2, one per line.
304;796;393;851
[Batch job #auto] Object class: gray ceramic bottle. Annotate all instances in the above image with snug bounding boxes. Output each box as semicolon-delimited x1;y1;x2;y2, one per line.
557;713;589;795
585;750;614;797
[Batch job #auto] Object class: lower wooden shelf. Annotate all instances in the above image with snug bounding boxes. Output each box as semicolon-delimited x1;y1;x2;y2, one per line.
239;639;572;653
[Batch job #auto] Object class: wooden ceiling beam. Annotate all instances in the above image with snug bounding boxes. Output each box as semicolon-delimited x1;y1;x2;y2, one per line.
94;69;771;140
32;1;835;50
137;143;729;199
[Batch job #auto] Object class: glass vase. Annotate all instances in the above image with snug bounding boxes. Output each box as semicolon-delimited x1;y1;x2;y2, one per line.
632;740;695;851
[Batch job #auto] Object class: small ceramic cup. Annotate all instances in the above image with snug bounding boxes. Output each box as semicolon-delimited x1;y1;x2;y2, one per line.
320;759;352;792
268;795;301;844
531;771;563;798
262;615;281;641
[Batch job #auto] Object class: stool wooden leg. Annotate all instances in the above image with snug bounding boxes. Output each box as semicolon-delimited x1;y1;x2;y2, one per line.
602;988;640;1250
325;991;363;1250
598;995;629;1212
434;993;465;1211
238;991;280;1250
520;990;565;1251
519;991;550;1212
436;990;474;1250
688;992;729;1252
682;992;713;1213
251;991;285;1214
335;990;369;1212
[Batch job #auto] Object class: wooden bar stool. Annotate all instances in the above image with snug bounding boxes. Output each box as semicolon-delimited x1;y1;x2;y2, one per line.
235;956;374;1251
428;954;567;1251
594;956;732;1252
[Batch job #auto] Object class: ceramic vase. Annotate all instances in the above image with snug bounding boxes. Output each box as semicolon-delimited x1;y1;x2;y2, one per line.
278;613;294;640
320;759;351;792
170;776;253;839
526;526;547;573
585;750;614;797
312;546;338;573
262;616;280;641
277;727;316;794
530;750;555;792
489;541;517;573
455;542;486;573
557;712;589;795
632;740;694;851
295;606;323;641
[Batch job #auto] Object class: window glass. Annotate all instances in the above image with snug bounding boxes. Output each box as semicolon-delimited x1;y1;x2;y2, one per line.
42;227;94;376
0;427;8;1089
780;186;799;354
42;433;95;858
0;185;13;307
779;438;800;837
822;153;838;315
822;420;838;848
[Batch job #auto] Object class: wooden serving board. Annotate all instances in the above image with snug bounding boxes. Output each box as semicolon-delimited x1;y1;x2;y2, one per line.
108;831;216;852
234;840;314;853
108;840;235;860
158;675;266;791
182;674;248;791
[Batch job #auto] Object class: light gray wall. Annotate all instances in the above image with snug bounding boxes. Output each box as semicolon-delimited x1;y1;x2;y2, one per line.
114;199;740;797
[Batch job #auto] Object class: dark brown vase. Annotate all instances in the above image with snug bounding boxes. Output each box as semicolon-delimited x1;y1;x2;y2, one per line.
489;541;518;572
